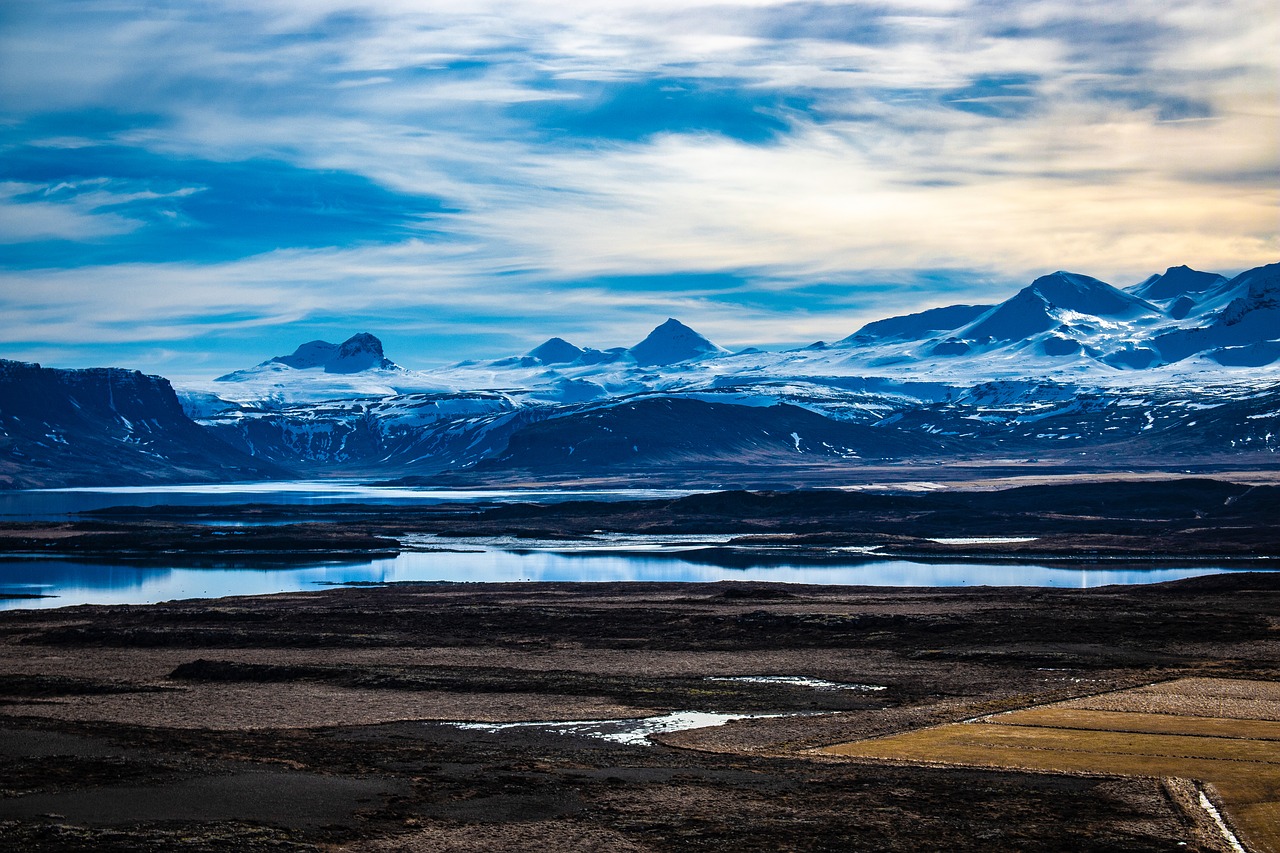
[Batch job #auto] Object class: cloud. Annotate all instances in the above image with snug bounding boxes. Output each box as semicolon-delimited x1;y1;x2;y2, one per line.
0;0;1275;374
0;141;449;265
508;77;812;144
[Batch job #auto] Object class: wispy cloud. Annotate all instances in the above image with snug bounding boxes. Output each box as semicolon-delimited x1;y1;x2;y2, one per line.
0;0;1275;374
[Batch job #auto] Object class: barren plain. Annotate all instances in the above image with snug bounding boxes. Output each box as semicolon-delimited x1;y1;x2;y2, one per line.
0;571;1277;851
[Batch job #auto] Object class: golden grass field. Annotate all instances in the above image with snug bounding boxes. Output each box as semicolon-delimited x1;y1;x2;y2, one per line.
821;678;1280;853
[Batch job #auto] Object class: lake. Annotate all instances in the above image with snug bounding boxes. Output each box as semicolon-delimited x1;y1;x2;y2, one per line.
0;482;1267;609
0;481;697;521
0;547;1258;610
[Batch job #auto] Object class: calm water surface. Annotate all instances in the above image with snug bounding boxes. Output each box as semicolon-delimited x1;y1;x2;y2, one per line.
0;483;1266;609
0;481;698;521
0;549;1259;610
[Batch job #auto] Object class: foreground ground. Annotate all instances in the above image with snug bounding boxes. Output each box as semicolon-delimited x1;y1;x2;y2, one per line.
0;574;1278;851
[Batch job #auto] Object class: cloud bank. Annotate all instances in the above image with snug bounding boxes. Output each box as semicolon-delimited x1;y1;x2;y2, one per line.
0;0;1275;374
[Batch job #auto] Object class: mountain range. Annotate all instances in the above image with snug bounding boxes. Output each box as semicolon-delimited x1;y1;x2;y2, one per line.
3;261;1279;488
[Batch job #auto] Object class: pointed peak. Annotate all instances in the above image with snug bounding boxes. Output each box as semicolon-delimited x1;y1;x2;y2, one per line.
629;318;727;366
529;337;586;365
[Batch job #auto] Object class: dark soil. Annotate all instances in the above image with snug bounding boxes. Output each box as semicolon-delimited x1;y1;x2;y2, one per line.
1;573;1278;850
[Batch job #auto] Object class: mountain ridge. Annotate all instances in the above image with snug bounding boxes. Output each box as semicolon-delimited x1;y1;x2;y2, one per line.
7;260;1280;489
204;262;1280;392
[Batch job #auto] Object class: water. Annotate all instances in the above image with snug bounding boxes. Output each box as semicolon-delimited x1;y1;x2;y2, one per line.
0;547;1258;610
0;481;697;521
0;483;1266;610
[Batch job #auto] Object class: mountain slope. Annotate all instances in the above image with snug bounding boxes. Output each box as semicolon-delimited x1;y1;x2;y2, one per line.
842;304;991;344
0;360;287;489
198;392;531;474
476;396;960;474
1151;263;1280;365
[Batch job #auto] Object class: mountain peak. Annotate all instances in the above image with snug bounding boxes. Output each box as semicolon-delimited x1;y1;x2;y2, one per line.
328;332;396;374
529;337;585;365
1028;272;1137;310
1022;271;1158;317
266;332;398;374
629;319;728;366
1130;265;1227;302
957;271;1157;343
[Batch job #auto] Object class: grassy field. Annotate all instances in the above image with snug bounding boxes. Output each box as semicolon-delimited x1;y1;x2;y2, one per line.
822;678;1280;853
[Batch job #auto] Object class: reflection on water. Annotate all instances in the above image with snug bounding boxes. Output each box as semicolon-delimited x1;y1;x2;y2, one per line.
0;482;698;521
0;547;1260;610
0;558;384;609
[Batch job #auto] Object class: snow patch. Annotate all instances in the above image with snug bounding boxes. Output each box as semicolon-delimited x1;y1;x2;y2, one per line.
708;676;885;691
926;537;1039;545
449;710;785;746
1198;790;1247;853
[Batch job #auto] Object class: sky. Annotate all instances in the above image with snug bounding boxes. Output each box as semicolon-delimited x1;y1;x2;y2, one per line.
0;0;1276;378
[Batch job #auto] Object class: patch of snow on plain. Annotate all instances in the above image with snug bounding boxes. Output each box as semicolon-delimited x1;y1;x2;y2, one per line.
926;537;1039;545
450;710;784;745
708;676;886;691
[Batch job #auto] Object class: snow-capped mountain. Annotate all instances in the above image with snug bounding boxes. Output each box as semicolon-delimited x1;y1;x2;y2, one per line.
13;260;1274;488
528;337;586;365
964;271;1158;339
167;262;1280;485
1129;264;1229;319
1149;262;1280;367
629;318;730;366
185;333;446;410
216;332;400;381
266;332;399;374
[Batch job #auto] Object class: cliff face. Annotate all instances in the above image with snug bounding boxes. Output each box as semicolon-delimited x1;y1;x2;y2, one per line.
0;360;288;489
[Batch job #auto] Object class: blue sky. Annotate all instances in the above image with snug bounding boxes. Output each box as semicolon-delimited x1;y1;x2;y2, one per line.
0;0;1276;378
